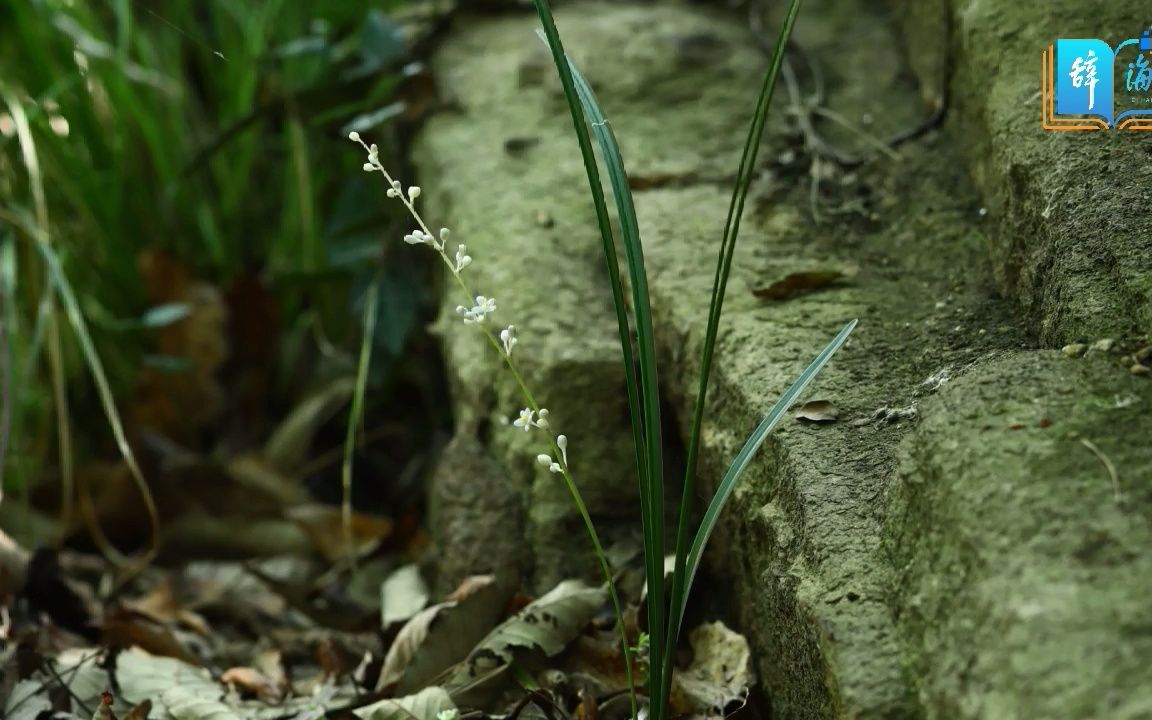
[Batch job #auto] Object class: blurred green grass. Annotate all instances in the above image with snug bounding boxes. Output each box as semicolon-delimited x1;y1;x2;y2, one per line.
0;0;429;496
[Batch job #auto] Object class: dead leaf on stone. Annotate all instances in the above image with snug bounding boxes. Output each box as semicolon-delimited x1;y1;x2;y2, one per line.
627;171;695;190
795;400;839;423
669;621;754;718
752;270;849;301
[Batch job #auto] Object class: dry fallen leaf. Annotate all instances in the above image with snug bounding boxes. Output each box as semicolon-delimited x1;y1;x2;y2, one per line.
752;270;848;301
446;579;607;693
381;564;429;629
354;686;455;720
795;400;839;423
379;573;512;693
669;621;754;718
286;504;393;562
220;666;282;702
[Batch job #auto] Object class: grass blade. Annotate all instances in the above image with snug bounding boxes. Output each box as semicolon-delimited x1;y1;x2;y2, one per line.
529;2;649;714
551;35;668;704
342;274;379;565
4;206;162;571
670;319;855;647
660;0;806;711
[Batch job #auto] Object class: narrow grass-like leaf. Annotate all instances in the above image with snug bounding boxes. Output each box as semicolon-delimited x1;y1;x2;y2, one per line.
670;319;855;645
551;35;668;702
661;0;807;712
11;208;161;570
529;3;647;715
342;275;379;564
3;89;74;537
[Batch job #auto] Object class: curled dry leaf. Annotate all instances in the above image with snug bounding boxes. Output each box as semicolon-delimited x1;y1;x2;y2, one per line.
795;400;839;423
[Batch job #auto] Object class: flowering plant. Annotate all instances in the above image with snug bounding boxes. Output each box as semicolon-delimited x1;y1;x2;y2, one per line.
350;0;855;717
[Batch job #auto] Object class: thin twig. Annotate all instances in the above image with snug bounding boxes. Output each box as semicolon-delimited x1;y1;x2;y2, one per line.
1080;438;1122;503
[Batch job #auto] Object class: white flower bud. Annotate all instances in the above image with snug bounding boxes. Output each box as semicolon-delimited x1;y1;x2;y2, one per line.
362;163;374;172
348;131;361;142
537;454;552;466
557;435;567;449
408;186;422;200
538;408;549;418
387;188;400;198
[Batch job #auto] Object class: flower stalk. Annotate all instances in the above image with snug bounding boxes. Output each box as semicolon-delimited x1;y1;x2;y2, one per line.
351;132;638;719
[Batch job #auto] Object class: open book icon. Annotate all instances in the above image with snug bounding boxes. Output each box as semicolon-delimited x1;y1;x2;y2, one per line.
1042;36;1152;130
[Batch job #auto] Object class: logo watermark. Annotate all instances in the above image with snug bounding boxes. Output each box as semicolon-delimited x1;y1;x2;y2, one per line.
1042;28;1152;130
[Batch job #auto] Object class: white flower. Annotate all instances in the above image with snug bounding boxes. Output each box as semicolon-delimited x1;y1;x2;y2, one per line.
535;407;549;429
362;163;374;173
500;325;517;355
408;185;422;200
368;143;379;163
458;295;496;324
347;131;361;142
387;188;400;198
548;461;562;474
514;408;536;432
455;244;473;272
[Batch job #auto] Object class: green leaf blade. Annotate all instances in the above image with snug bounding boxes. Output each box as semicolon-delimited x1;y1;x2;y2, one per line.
672;319;857;643
660;0;807;713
